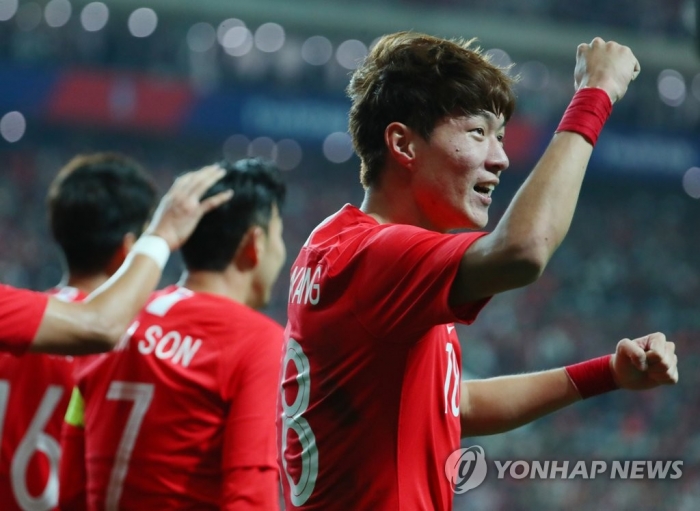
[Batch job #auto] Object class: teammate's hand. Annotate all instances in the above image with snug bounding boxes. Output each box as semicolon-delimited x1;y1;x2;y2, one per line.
573;37;640;104
611;332;678;391
145;165;233;250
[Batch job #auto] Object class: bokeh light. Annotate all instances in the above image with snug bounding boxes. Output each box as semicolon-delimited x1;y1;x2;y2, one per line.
80;2;108;32
254;22;285;53
682;167;700;199
323;132;354;163
16;2;41;31
44;0;71;28
223;134;250;162
222;26;253;57
335;39;368;70
301;36;332;66
128;7;157;38
217;18;245;45
249;137;276;160
0;0;18;22
276;139;303;170
485;48;512;69
187;22;216;53
658;69;686;107
0;111;26;143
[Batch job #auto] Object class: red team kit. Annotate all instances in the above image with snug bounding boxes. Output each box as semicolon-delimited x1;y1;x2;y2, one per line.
0;286;84;511
0;204;489;510
280;205;488;509
61;286;283;510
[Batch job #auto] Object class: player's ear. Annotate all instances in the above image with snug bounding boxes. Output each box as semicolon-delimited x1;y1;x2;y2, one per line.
236;226;264;270
106;232;138;275
385;122;417;169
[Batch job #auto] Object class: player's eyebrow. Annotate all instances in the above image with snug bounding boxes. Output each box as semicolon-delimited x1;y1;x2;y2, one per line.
478;110;507;130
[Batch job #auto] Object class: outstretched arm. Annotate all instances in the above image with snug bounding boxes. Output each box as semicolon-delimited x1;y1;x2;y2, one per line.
30;166;232;354
451;38;640;305
460;332;677;437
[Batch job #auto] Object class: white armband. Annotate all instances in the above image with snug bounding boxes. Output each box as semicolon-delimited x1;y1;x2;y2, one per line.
129;235;170;270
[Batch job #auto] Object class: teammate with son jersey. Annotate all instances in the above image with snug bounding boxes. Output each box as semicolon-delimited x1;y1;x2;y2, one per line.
60;158;286;511
0;153;156;511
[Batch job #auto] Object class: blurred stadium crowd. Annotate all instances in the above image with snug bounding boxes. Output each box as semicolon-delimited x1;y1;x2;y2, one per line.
2;136;699;511
0;0;699;510
0;0;698;132
405;0;693;36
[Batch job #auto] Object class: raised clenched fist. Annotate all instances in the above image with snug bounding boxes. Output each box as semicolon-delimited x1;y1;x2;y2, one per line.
573;37;640;104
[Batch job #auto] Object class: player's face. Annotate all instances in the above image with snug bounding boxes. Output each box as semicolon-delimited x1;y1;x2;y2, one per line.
411;112;508;231
256;204;286;307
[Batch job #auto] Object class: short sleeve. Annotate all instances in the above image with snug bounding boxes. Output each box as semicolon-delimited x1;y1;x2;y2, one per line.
221;467;280;510
221;320;283;470
349;225;489;338
0;285;49;355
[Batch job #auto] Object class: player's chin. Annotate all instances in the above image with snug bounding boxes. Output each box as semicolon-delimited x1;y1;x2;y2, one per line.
461;205;488;230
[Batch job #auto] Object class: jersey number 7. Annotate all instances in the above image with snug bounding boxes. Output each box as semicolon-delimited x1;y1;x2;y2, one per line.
104;381;154;511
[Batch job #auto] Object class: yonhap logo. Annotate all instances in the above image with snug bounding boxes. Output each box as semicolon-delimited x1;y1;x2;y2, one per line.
444;445;488;494
445;445;684;493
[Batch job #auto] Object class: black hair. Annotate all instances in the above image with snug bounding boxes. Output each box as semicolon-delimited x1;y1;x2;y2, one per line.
47;152;157;274
181;158;286;272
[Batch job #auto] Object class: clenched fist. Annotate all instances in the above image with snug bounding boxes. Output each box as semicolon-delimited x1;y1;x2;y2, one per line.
574;37;640;104
611;332;678;390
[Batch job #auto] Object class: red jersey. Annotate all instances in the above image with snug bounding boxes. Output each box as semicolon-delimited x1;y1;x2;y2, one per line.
65;286;283;510
0;286;83;511
0;284;49;355
278;205;489;511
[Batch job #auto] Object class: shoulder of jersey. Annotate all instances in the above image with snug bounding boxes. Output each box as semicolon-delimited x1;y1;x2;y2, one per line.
143;286;280;331
304;204;381;254
144;286;231;318
47;286;87;302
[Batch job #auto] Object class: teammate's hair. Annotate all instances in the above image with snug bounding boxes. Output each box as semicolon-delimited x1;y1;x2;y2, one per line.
347;31;517;188
181;158;286;272
47;152;157;275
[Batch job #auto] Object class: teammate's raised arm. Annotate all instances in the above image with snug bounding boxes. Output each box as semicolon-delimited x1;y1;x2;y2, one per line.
28;165;233;354
63;158;286;510
450;38;641;305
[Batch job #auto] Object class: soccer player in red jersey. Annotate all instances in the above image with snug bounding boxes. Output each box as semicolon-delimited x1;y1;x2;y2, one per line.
278;33;677;510
60;158;287;511
0;153;157;511
0;164;232;356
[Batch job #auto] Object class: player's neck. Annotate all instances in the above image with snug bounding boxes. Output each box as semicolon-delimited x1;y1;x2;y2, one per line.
180;270;257;308
361;182;440;231
61;272;111;294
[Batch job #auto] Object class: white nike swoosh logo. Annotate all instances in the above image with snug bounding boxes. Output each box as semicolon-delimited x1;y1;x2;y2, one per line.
447;325;455;334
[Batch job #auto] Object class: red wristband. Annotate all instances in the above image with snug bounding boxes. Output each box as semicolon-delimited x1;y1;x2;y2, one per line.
565;354;618;399
555;87;613;146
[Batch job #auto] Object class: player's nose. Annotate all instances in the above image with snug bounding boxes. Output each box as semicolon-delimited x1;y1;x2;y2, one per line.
486;141;509;173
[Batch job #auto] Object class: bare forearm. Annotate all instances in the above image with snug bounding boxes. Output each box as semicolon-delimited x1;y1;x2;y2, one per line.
460;368;581;437
453;132;595;304
492;132;593;265
31;254;161;354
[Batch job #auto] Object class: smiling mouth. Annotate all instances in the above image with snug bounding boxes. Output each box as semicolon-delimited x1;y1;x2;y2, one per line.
473;184;495;198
